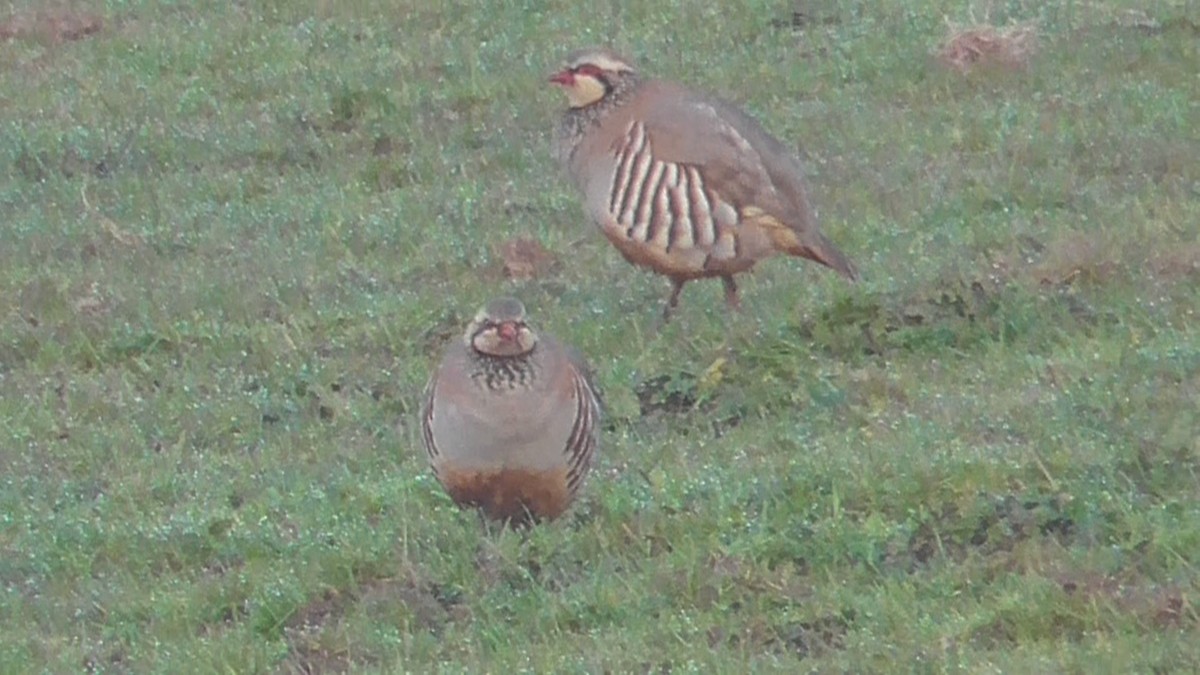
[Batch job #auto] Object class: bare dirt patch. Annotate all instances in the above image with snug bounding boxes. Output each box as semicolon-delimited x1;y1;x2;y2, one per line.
892;492;1076;571
708;611;855;660
1053;571;1195;630
279;574;459;673
1148;243;1200;282
0;8;102;44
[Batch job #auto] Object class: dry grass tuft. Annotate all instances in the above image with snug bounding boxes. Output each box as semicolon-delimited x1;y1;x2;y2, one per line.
494;237;559;281
937;19;1038;73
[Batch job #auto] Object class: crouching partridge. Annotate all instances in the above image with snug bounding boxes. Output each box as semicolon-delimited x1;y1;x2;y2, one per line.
550;47;859;320
420;297;602;524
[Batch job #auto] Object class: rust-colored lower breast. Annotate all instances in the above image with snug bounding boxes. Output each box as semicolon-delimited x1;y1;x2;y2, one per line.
436;465;573;524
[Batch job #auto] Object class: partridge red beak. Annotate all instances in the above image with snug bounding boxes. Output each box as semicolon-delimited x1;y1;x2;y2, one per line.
497;322;518;341
548;70;574;86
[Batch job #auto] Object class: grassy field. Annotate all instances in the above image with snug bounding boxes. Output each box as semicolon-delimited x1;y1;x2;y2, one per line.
2;0;1198;671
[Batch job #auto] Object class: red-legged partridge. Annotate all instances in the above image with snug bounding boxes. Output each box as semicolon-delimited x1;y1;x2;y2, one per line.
550;47;859;320
420;297;602;524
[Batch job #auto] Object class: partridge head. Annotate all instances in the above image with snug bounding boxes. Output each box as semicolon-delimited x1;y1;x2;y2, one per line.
550;47;859;321
420;298;601;524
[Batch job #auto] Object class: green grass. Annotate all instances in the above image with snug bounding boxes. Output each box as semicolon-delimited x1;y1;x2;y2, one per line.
2;0;1198;671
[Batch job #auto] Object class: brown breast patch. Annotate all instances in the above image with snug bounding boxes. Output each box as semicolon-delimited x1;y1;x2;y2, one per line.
435;465;574;524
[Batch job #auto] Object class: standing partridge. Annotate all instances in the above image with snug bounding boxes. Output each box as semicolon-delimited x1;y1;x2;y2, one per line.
550;47;859;320
420;297;602;524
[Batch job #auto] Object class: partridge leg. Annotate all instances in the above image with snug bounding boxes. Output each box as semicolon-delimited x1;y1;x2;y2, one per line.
661;279;687;322
722;275;765;347
721;276;741;313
